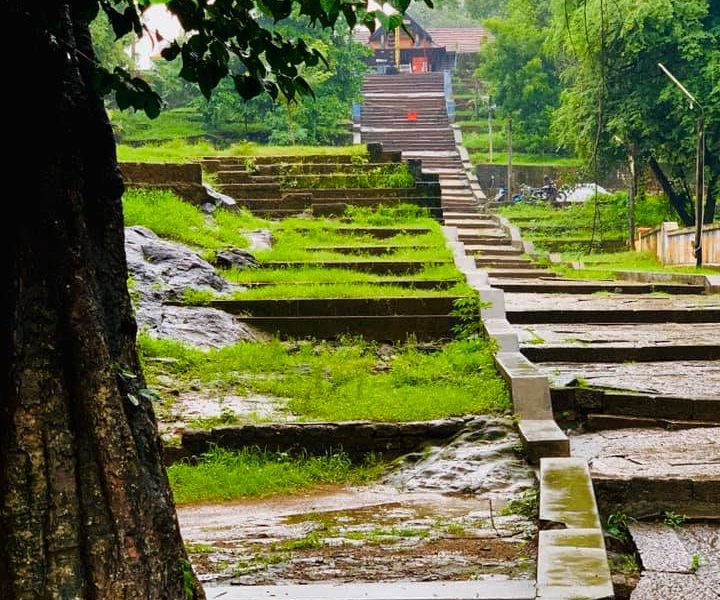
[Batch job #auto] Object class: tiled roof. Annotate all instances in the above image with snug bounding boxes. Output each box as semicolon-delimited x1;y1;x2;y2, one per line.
426;28;490;53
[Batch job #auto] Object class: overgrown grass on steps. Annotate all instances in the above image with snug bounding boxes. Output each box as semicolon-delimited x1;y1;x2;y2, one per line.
123;188;268;250
140;335;511;423
168;447;384;505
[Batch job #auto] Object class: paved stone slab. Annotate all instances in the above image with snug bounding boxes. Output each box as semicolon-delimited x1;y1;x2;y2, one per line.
539;458;601;530
539;360;720;399
630;572;720;599
571;427;720;480
629;523;693;573
505;293;720;313
204;580;537;600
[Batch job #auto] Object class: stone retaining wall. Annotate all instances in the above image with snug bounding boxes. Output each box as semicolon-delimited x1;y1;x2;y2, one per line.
120;161;209;204
164;418;471;464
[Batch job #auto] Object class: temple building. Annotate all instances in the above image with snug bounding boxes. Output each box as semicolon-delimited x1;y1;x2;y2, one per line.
355;15;489;73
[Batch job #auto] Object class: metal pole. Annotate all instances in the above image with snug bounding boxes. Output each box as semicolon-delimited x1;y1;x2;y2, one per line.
507;118;513;201
488;96;493;164
628;144;636;250
695;114;705;267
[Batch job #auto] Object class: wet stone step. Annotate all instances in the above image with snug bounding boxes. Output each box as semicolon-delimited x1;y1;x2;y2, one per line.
539;360;720;400
550;387;720;422
491;279;707;295
518;322;720;362
205;581;537;600
570;426;720;517
505;293;720;323
628;522;720;599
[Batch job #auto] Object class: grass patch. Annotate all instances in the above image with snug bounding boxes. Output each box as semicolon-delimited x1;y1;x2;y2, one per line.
140;335;511;422
280;163;415;189
230;281;472;300
123;188;268;251
470;151;583;167
117;139;367;163
168;447;383;505
553;250;720;279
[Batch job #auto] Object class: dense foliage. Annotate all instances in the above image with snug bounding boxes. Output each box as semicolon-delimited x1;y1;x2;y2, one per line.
550;0;719;224
475;0;561;154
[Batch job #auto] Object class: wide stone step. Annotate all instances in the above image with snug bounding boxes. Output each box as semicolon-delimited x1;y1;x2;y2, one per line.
303;245;433;256
205;581;536;600
208;296;462;317
519;322;720;362
539;359;720;400
488;268;552;279
551;385;720;423
237;314;459;341
475;257;533;268
260;260;450;275
444;219;497;229
466;245;522;255
571;426;720;517
505;293;720;323
491;279;707;294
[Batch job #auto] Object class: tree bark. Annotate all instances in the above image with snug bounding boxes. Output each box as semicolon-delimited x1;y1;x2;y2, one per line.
648;157;694;226
1;2;203;598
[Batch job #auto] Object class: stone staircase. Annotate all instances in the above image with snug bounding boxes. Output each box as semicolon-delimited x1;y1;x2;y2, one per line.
359;73;482;214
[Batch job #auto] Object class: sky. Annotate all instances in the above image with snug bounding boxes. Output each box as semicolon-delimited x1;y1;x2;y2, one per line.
133;0;391;68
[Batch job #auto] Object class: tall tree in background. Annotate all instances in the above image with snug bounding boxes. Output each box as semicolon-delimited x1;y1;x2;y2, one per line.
1;1;420;597
551;0;719;224
476;0;561;153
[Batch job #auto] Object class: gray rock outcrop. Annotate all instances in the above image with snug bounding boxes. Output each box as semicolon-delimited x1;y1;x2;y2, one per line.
125;225;260;348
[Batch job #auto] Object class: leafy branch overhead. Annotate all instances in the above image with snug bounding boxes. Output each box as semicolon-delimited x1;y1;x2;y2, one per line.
93;0;433;116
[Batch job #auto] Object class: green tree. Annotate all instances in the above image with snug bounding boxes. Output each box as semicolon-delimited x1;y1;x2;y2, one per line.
2;1;421;597
551;0;719;224
476;0;562;153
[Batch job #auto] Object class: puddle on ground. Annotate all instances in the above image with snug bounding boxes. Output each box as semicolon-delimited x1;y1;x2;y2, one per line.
178;417;538;584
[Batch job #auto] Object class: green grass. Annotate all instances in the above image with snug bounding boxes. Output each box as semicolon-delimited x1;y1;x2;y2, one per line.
230;281;472;300
140;335;511;422
499;195;673;243
168;447;384;505
123;188;268;250
117;139;367;163
553;250;720;279
470;151;583;167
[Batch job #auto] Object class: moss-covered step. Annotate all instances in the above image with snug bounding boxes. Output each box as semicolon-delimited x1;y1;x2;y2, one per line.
260;260;451;275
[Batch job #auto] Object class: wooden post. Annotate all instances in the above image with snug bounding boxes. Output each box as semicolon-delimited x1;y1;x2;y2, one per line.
507;118;513;201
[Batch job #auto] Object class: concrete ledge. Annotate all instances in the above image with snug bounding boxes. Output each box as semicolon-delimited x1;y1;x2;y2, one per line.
518;420;569;464
484;319;520;352
494;352;554;420
537;458;613;599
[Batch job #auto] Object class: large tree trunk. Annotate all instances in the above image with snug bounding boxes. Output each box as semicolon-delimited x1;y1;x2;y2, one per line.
648;157;694;226
1;3;203;598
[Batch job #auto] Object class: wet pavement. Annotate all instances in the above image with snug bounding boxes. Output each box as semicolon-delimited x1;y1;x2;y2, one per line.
178;418;538;585
630;522;720;599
